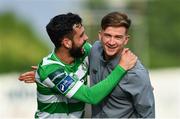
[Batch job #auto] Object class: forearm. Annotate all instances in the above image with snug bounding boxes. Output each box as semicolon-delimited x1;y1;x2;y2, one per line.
72;65;126;104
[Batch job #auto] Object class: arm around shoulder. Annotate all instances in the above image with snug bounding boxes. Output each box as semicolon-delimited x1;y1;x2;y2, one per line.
72;65;126;104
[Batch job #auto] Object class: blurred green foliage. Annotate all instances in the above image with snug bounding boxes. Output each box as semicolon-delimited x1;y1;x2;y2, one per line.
84;0;180;69
147;0;180;68
84;0;108;10
0;12;49;73
1;0;180;73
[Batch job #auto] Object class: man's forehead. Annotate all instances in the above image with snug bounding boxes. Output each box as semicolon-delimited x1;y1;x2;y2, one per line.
103;26;126;33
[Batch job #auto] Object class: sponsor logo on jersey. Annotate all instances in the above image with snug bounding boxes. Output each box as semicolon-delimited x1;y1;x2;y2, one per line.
57;75;75;94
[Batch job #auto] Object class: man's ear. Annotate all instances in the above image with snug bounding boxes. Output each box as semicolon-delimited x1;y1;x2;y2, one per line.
98;31;102;41
62;38;72;49
124;35;129;45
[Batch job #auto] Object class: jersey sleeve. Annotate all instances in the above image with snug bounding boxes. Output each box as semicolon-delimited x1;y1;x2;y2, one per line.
39;68;84;96
72;65;127;104
38;65;126;105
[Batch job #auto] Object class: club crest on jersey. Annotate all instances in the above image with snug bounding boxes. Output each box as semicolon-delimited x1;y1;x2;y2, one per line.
57;75;75;94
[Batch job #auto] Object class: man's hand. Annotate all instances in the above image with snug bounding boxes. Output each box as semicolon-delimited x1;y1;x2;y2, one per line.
119;48;137;71
18;66;37;83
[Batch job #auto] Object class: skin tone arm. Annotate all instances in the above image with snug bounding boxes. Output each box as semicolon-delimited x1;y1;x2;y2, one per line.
18;66;37;83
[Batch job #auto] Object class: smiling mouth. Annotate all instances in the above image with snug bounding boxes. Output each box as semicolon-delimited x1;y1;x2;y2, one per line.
106;45;117;49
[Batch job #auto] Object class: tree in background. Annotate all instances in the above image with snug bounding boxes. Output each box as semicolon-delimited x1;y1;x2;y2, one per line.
0;12;49;73
83;0;180;69
147;0;180;68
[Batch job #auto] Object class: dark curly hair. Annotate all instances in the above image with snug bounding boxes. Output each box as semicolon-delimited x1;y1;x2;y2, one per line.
46;13;82;48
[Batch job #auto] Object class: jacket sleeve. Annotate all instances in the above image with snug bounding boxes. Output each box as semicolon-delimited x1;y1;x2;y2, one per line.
121;69;155;118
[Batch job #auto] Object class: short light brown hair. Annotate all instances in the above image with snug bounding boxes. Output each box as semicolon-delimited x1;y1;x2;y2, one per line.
101;12;131;32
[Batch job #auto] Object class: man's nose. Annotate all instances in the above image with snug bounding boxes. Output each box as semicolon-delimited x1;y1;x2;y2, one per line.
84;34;88;41
108;38;115;45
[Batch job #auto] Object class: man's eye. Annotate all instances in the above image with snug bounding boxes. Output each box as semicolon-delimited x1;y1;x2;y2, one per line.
116;36;124;40
105;35;111;38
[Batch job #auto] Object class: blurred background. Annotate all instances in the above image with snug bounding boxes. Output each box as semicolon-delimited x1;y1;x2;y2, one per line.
0;0;179;118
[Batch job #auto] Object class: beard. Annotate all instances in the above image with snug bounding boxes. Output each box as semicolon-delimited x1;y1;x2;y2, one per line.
69;42;85;58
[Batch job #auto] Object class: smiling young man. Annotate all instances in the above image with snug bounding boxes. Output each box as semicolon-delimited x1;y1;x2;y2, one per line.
89;12;155;118
19;13;137;118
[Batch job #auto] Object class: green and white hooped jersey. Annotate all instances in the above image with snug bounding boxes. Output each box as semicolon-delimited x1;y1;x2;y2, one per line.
35;43;91;118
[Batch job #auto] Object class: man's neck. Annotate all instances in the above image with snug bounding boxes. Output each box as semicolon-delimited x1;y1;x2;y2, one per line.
55;48;75;64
